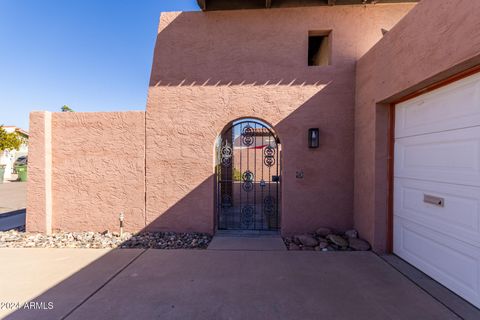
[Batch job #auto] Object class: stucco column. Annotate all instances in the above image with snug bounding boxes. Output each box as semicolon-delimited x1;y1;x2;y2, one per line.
27;111;52;234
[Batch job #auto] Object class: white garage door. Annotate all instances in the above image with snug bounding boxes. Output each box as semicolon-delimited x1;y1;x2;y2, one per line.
394;72;480;308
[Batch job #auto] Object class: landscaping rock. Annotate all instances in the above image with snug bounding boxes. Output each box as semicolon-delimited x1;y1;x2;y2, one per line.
345;229;358;238
348;238;371;251
290;236;301;245
329;243;340;250
289;243;300;250
317;242;328;249
316;237;328;243
294;234;318;247
326;234;348;247
314;227;331;237
302;246;314;251
0;230;212;250
285;228;372;252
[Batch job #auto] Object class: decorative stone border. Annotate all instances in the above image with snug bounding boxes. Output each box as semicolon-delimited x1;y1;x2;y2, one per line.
283;227;371;251
0;230;212;249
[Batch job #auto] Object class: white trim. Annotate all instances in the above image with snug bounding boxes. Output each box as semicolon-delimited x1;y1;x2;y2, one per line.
44;112;52;235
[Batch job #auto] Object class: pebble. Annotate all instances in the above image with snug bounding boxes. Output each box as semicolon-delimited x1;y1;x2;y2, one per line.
348;238;371;251
314;227;332;237
316;242;329;249
326;234;349;247
289;243;301;251
345;229;358;238
294;234;318;247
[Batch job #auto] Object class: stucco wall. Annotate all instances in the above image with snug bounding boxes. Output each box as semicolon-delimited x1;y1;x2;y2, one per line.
27;112;146;233
27;112;48;232
354;0;480;252
146;4;414;235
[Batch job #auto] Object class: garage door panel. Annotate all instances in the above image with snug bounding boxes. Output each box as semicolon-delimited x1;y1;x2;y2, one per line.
394;216;480;307
394;178;480;241
396;72;480;138
394;71;480;308
395;126;480;187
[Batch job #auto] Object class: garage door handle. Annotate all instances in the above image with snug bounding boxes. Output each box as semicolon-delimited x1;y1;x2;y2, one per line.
424;194;445;207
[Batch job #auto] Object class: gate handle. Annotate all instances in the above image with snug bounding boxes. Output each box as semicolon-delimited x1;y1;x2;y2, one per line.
272;175;280;182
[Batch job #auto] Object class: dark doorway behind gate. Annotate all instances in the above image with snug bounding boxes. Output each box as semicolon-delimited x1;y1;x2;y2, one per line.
216;119;281;231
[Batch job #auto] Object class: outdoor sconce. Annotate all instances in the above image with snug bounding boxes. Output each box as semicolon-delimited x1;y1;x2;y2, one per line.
308;128;320;148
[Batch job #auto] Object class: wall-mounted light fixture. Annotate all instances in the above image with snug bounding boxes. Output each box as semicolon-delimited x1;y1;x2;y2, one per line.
308;128;320;148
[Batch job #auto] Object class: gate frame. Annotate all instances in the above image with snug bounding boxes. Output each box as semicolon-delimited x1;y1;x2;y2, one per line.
214;117;282;233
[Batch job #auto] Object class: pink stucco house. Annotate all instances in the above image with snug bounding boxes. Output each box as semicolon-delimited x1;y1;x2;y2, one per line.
27;0;480;307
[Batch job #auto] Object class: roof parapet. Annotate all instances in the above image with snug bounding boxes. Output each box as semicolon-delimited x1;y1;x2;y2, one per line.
197;0;418;11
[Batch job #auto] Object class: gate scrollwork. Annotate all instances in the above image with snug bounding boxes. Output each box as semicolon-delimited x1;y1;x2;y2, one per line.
217;120;280;231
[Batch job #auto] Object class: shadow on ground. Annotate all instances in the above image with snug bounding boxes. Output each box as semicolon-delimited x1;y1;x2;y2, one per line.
3;249;462;320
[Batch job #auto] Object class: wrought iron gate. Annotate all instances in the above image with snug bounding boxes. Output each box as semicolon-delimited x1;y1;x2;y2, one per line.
216;119;280;231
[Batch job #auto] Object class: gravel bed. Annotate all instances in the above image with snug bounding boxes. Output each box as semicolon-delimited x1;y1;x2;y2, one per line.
0;229;212;249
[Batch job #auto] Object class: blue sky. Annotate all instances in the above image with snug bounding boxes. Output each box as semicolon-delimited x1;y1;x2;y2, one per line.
0;0;199;130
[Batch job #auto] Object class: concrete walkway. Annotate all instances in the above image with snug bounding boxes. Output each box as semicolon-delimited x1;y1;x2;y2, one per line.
0;248;143;319
0;248;462;320
207;235;286;251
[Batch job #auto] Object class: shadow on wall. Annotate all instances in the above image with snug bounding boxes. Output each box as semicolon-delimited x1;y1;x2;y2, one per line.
143;81;355;236
144;10;365;235
26;8;370;235
7;6;417;318
8;85;356;319
144;175;216;233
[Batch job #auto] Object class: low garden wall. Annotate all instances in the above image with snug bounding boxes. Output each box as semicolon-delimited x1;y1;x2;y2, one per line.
27;111;146;233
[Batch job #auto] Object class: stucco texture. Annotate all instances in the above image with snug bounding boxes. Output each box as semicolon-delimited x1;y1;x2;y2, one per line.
52;112;146;232
27;112;146;233
146;4;414;235
354;0;480;252
27;112;47;232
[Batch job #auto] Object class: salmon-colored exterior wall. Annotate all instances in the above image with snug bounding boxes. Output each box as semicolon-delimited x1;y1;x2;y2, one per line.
26;0;480;251
354;0;480;252
145;5;414;235
27;112;146;233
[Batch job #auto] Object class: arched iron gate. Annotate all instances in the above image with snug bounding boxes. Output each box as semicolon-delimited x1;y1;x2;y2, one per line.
216;119;280;231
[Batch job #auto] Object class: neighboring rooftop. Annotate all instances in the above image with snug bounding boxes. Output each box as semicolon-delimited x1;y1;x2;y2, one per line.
197;0;418;11
2;126;29;137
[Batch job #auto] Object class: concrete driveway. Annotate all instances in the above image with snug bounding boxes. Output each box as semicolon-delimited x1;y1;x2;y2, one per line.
0;249;461;320
0;182;27;230
0;182;26;215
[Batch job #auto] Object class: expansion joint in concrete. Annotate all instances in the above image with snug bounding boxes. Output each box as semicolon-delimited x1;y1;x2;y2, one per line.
61;249;148;320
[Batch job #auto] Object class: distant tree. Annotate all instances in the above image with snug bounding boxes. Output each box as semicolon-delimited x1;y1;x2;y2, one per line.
0;126;23;152
61;105;74;112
